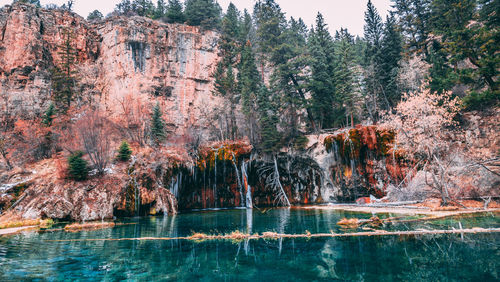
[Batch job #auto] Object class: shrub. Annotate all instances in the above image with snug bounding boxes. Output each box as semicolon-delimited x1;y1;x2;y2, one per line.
67;151;89;181
463;90;499;111
117;141;132;161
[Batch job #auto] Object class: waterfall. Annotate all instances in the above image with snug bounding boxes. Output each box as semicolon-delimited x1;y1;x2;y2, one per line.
277;208;290;255
214;149;218;208
244;208;253;255
241;161;253;208
169;172;180;199
135;182;140;216
178;172;182;198
230;152;245;207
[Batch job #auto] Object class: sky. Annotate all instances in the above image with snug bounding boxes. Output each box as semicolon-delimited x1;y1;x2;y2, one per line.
0;0;392;36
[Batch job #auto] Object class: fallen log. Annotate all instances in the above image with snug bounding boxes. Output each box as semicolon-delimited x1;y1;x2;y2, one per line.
46;227;500;242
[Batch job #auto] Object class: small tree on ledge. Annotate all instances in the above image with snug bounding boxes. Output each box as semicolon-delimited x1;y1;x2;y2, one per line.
150;102;166;146
117;141;132;161
68;151;89;181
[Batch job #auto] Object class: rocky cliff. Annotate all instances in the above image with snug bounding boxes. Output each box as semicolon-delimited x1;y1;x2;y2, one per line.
0;3;409;219
0;3;221;136
0;3;496;222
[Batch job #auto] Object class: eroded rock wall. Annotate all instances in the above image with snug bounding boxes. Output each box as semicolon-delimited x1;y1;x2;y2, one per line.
0;3;99;116
95;16;221;136
0;3;221;137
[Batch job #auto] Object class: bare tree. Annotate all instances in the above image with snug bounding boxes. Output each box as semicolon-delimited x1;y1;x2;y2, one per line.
75;108;113;175
116;94;148;146
0;91;13;170
258;155;291;207
382;88;462;205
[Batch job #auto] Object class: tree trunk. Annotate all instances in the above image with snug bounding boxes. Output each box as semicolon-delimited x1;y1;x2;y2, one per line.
289;75;317;132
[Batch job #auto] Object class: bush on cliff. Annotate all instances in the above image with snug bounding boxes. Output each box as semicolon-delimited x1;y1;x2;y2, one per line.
68;151;89;181
117;141;132;161
150;103;166;146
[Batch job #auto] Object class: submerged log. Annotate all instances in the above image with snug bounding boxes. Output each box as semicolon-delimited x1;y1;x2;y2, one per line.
64;221;115;232
47;228;500;242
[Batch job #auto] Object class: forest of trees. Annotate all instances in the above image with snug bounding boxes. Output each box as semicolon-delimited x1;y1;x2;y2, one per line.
4;0;498;185
106;0;498;155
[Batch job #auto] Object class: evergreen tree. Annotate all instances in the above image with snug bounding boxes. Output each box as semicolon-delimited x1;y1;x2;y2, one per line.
427;41;458;93
184;0;221;29
253;0;286;65
42;103;56;126
255;85;281;154
132;0;155;17
429;0;498;92
115;0;133;15
334;28;358;127
150;103;166;145
165;0;185;23
87;10;103;21
254;0;316;134
68;151;89;181
391;0;431;53
117;141;132;161
219;2;240;64
52;29;77;112
308;12;336;129
238;9;254;45
379;14;403;107
154;0;166;19
364;0;383;56
238;41;261;118
363;0;384;121
13;0;41;7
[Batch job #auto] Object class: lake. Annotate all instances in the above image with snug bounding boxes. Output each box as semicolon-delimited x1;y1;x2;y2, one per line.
0;208;499;281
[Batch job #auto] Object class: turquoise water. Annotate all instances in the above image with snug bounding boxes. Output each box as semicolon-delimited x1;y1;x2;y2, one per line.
0;209;499;281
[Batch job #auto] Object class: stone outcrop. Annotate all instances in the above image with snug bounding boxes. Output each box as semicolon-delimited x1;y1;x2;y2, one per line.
0;3;99;116
94;16;221;136
0;154;178;222
0;3;221;137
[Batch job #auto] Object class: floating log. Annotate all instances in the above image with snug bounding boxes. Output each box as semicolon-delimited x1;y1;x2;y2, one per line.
46;228;500;242
64;222;115;232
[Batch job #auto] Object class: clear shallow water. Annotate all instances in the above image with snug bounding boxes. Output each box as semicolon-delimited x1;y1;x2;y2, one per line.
0;209;499;281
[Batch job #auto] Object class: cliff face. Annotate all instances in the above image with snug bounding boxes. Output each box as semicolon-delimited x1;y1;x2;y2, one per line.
95;16;221;136
0;4;404;215
0;3;99;116
0;3;221;136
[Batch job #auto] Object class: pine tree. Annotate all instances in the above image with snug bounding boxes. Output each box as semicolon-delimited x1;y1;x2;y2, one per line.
363;0;384;121
52;29;77;112
253;0;286;65
333;28;358;127
132;0;155;17
165;0;185;23
154;0;166;19
379;14;403;108
427;41;458;94
429;0;498;92
150;103;166;145
364;0;383;56
87;10;103;21
255;85;281;154
115;0;133;15
238;41;261;118
219;2;240;64
42;103;56;126
184;0;221;29
308;12;336;129
68;151;89;181
391;0;431;53
117;141;132;161
14;0;41;7
238;9;254;45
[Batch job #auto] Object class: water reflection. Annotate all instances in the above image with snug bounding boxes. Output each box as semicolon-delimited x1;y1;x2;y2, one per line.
0;209;498;280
